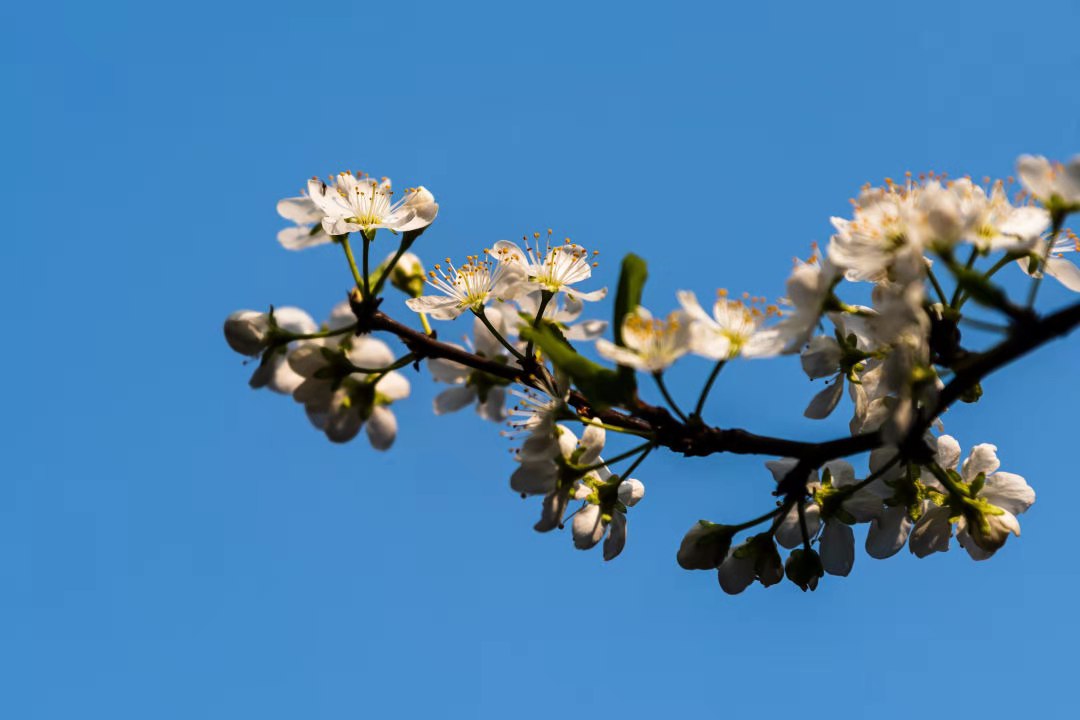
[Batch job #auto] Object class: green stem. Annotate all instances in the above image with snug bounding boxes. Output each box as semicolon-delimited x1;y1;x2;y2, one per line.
371;238;412;297
927;266;949;306
692;360;726;419
524;290;554;359
474;308;526;361
1026;221;1064;308
359;353;416;381
653;372;688;423
796;499;812;550
575;441;653;474
341;236;365;292
956;253;1019;310
949;247;979;307
279;323;358;341
571;417;653;438
362;233;372;299
618;445;653;479
731;506;784;533
419;312;433;335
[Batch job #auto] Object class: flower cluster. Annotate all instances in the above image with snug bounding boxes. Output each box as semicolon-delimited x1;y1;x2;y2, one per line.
224;154;1079;592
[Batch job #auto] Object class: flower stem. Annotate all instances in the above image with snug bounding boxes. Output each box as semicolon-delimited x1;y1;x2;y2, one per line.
949;247;979;307
371;238;413;297
575;441;653;474
474;307;526;361
653;372;688;423
956;253;1019;310
524;290;554;359
280;323;358;341
341;236;365;293
618;444;653;479
926;266;949;306
362;233;372;299
1026;220;1063;308
692;360;726;420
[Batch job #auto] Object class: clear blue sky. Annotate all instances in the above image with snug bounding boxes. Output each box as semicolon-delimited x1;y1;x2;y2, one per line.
4;2;1080;717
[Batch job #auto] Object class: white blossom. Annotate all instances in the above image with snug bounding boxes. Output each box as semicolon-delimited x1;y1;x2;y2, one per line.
1016;154;1080;209
287;315;410;448
276;193;331;250
495;233;607;302
427;305;515;421
406;247;525;320
595;306;692;372
677;289;783;360
307;172;438;236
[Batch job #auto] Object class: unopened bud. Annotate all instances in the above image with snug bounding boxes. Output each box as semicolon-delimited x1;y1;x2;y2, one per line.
224;310;270;356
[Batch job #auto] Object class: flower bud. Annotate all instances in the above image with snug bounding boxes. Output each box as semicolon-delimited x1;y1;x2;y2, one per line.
784;548;824;592
677;521;734;570
386;251;426;298
224;310;270;356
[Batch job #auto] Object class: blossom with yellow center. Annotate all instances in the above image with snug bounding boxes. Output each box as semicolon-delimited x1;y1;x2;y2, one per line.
306;171;438;236
594;306;691;372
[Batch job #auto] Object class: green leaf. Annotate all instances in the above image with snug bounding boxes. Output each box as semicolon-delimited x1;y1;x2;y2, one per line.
520;324;632;408
613;254;648;346
612;254;648;390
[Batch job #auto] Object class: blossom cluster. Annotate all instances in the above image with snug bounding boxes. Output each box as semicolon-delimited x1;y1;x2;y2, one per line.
224;155;1080;590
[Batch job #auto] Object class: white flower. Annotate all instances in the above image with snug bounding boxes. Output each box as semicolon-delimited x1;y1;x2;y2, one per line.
813;461;882;577
767;459;821;549
908;437;1035;560
1017;231;1080;293
763;250;842;354
677;521;733;570
716;534;784;594
594;306;692;372
306;172;438;236
225;307;319;394
800;311;874;420
405;248;525;320
495;233;607;302
511;293;608;341
276;193;331;250
287;325;410;448
573;475;645;561
224;310;273;357
829;184;921;282
677;289;783;360
1016;154;1080;210
427;305;515;421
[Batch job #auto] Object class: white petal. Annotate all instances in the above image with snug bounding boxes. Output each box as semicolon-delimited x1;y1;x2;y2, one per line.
603;512;627;561
510;461;557;495
617;478;645;507
572;504;605;549
717;549;755;594
434;386;475;415
1045;257;1080;292
577;424;606;466
865;506;914;559
934;435;962;470
909;505;952;557
594;339;649;370
428;355;469;384
820;521;855;576
375;371;411;401
365;406;398;450
981;472;1035;516
962;443;1000;482
803;379;844;420
277;226;331;251
405;295;465;320
349;337;395;370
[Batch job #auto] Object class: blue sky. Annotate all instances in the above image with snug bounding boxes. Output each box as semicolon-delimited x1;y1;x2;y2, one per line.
4;1;1080;717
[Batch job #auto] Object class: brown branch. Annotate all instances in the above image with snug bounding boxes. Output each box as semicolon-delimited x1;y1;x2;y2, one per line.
362;299;1080;483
